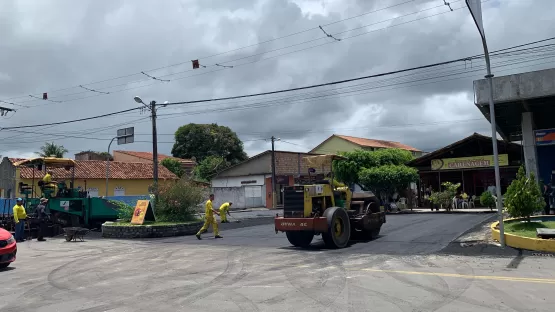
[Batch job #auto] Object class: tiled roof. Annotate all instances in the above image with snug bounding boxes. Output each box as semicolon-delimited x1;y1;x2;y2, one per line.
18;160;178;180
8;158;27;164
336;135;421;152
114;150;195;165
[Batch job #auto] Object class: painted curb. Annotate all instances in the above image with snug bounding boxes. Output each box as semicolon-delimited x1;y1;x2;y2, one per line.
491;216;555;253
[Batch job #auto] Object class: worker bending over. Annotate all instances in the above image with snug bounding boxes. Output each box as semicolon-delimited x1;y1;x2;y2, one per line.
196;194;223;240
219;202;233;223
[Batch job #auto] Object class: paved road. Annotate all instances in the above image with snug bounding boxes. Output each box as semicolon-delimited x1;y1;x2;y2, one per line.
2;214;554;311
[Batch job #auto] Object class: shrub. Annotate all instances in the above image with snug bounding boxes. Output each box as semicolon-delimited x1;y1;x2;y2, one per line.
429;182;460;211
504;166;545;221
155;177;207;222
160;158;184;178
108;200;135;222
480;191;496;210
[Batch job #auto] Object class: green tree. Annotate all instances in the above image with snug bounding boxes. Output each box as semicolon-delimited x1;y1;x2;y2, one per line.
160;158;184;178
358;164;419;200
194;156;231;181
38;142;68;158
504;166;545;221
333;148;416;197
171;123;247;164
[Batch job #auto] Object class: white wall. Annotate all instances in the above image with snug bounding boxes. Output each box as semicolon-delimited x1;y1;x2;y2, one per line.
211;175;266;188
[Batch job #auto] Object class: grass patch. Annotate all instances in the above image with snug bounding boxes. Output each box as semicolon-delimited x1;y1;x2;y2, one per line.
107;220;201;227
505;221;555;238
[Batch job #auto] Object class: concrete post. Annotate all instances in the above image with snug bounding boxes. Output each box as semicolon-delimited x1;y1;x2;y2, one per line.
521;112;539;181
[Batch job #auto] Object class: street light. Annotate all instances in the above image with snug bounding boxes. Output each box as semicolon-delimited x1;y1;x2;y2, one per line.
134;95;159;198
465;0;505;247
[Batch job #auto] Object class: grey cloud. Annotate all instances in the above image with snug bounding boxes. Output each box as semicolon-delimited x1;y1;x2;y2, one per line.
1;0;554;159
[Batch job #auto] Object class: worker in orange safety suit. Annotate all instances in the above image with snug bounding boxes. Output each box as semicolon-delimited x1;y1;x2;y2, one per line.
196;194;223;240
219;202;232;223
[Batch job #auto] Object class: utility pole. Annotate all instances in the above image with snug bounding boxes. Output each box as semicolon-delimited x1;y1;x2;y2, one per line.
270;136;280;209
133;96;161;202
466;0;504;247
150;100;159;190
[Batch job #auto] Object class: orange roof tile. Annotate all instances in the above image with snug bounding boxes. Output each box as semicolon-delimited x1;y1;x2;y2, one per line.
18;160;178;180
336;135;421;152
114;150;195;164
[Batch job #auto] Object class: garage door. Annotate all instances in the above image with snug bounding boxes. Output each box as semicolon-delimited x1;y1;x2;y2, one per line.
244;186;262;208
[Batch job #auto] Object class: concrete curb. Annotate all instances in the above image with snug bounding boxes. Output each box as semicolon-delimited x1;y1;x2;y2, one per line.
102;221;203;239
491;216;555;253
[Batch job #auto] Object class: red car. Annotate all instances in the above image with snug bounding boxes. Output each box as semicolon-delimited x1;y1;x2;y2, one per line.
0;228;16;269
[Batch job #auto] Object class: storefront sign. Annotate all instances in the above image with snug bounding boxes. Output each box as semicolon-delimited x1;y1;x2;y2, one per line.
240;180;257;184
431;154;508;170
535;128;555;146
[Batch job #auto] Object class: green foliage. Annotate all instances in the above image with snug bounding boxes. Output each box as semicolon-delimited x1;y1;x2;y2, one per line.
429;182;460;211
480;191;496;210
358;165;419;199
38;142;68;158
332;148;416;197
171;123;248;164
504;166;545;221
155;177;206;222
108;200;135;222
194;155;231;181
97;152;113;161
160;158;184;178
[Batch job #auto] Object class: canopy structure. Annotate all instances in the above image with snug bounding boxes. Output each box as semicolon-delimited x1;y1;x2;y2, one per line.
304;154;347;168
13;157;76;168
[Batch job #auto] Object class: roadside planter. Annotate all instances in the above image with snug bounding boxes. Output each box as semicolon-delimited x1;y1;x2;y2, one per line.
491;215;555;253
102;221;203;239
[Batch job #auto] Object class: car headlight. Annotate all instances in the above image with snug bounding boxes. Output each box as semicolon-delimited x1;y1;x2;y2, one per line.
6;235;15;245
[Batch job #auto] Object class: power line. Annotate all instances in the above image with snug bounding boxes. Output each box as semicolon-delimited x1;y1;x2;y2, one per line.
0;0;422;103
1;45;553;135
1;0;476;108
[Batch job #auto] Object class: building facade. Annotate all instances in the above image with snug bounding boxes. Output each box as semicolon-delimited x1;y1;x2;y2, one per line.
408;133;523;207
113;150;196;174
2;159;177;198
210;151;329;209
309;134;423;157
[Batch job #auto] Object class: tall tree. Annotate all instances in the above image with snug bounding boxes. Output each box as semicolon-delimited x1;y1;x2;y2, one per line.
160;158;184;178
171;123;248;164
194;156;231;182
38;142;68;158
333;148;418;200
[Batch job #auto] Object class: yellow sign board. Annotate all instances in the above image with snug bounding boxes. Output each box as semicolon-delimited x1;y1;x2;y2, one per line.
431;154;509;170
131;200;155;225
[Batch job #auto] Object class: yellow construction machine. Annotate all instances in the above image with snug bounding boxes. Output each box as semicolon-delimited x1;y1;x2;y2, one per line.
274;154;386;249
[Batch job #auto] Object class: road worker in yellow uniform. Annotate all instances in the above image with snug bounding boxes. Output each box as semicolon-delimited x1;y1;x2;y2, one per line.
196;194;223;240
219;202;233;223
42;171;58;197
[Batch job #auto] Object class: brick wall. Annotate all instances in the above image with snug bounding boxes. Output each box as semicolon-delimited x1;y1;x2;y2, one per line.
275;152;329;176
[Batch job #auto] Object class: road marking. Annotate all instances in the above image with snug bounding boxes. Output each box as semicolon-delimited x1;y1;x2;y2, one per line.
362;268;555;284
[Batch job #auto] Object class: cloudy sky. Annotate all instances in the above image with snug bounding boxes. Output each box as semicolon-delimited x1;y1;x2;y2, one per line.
1;0;554;160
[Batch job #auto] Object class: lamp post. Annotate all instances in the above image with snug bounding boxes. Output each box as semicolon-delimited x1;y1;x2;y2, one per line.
466;0;505;247
134;96;168;201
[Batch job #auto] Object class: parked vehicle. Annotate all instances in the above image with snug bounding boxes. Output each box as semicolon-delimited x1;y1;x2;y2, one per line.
0;228;16;269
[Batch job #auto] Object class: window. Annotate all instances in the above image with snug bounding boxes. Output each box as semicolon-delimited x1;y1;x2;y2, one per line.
114;187;125;196
88;188;99;197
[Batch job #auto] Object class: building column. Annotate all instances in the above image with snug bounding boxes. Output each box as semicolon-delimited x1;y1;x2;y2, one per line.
521;112;539;181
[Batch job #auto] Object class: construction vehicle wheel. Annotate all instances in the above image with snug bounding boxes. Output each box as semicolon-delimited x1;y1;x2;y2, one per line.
286;231;314;248
365;197;381;214
322;207;351;249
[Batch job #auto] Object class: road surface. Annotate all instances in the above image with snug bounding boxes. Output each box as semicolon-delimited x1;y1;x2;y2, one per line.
1;213;553;311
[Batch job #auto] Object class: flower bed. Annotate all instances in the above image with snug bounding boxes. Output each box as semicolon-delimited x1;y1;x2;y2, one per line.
102;221;203;239
491;215;555;253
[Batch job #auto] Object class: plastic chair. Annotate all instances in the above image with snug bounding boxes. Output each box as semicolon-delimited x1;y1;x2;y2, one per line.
469;195;476;208
397;197;407;210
